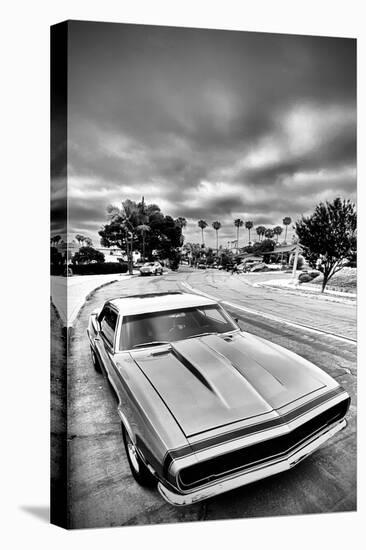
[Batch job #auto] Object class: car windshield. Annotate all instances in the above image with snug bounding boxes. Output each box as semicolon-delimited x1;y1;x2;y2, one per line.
120;305;237;350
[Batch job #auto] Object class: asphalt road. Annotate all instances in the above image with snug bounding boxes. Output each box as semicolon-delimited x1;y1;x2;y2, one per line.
65;268;356;529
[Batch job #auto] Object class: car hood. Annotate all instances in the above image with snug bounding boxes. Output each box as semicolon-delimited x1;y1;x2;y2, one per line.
131;332;330;437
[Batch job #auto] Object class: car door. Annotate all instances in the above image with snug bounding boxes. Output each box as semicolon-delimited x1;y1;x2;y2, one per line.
95;305;118;381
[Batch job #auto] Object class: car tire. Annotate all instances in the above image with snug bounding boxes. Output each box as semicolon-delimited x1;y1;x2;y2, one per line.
122;424;156;487
90;346;102;373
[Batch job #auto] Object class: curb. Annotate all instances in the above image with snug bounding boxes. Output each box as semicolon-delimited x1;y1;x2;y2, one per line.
257;281;356;302
51;275;134;330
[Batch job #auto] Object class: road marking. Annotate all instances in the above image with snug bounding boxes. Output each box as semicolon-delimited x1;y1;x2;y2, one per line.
181;281;356;345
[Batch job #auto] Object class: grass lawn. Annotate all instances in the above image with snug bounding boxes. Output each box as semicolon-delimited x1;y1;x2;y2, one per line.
310;267;357;293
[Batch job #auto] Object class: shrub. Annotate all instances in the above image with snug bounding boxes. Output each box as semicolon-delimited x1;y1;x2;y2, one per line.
290;254;305;270
298;273;313;283
71;262;128;275
72;246;105;264
298;270;321;284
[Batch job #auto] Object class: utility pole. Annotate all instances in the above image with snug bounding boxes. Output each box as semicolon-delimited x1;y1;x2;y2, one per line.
292;242;302;279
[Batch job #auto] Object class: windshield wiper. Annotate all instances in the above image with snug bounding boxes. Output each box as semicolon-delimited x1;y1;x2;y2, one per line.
132;341;170;349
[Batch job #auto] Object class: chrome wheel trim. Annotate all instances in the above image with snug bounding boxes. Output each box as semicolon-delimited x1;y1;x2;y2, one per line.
126;435;140;473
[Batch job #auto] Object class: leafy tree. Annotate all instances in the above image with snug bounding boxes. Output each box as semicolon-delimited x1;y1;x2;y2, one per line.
295;198;356;292
264;228;275;239
245;221;254;243
252;238;275;263
99;199;182;273
273;226;283;242
205;247;215;265
84;237;93;247
256;225;266;241
220;250;233;269
50;246;64;267
198;220;208;245
212;221;221;251
72;246;105;265
175;217;187;230
283;217;292;243
234;218;244;248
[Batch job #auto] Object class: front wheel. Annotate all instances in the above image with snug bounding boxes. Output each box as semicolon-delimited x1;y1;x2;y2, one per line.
122;424;156;487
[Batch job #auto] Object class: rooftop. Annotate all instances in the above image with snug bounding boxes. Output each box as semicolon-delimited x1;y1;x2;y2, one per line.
109;291;216;316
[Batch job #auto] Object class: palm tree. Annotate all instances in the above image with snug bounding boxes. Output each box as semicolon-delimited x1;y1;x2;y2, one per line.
264;228;275;239
245;221;254;244
75;234;85;246
136;224;150;261
198;219;208;245
273;226;283;242
283;217;292;244
175;217;187;230
175;217;187;246
212;221;221;252
234;218;244;250
256;226;266;241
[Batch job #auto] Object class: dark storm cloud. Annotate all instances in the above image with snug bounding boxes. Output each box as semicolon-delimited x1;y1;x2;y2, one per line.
66;21;356;247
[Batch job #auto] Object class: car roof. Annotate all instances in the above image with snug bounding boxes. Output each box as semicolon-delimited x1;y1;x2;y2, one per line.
108;291;217;316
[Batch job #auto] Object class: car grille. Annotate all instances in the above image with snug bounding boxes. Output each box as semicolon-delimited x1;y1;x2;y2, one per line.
178;398;350;490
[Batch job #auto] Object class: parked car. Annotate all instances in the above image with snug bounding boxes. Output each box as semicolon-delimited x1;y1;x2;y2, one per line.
87;291;350;506
250;262;268;272
238;259;263;273
197;262;207;269
139;261;163;276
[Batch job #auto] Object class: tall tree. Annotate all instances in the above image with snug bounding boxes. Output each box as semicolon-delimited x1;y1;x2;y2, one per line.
212;221;222;252
273;226;283;242
136;224;150;262
245;221;254;244
75;234;85;246
51;235;61;246
234;218;244;249
99;199;182;273
175;217;187;247
256;225;266;241
198;219;208;245
175;217;187;230
264;228;275;239
283;217;292;243
295;198;356;292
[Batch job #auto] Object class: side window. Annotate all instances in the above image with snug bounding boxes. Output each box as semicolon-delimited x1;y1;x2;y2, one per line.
100;307;118;347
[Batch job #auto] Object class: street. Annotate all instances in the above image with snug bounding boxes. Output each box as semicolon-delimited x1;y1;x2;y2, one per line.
65;268;356;528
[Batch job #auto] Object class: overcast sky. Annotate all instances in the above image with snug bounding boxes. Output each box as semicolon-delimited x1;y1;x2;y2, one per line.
65;21;356;248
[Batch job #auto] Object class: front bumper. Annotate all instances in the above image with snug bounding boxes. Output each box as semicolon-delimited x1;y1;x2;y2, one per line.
158;418;346;506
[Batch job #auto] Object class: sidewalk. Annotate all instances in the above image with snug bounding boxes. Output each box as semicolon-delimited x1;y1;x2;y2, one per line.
255;276;356;303
51;273;134;326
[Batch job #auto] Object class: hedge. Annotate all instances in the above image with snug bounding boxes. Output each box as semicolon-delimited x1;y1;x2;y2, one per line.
70;262;129;275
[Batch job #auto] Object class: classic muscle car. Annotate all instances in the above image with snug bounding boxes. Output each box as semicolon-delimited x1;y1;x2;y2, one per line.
87;291;350;506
